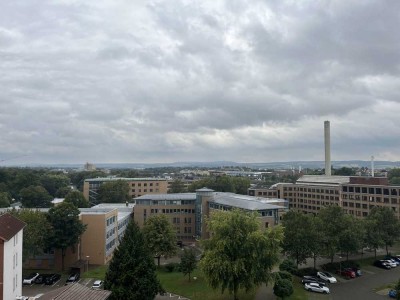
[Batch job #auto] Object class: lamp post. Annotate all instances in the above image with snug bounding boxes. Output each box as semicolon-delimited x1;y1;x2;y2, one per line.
86;256;90;272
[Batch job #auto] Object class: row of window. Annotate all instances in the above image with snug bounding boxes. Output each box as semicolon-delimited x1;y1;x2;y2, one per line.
149;208;195;214
106;238;116;252
132;182;159;187
131;188;159;193
137;200;195;205
342;195;398;203
172;217;192;224
283;187;338;194
106;215;117;226
106;227;116;239
176;227;193;234
118;218;130;230
342;186;399;195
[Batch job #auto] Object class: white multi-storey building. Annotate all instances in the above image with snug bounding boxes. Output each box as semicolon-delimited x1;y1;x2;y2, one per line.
0;213;26;300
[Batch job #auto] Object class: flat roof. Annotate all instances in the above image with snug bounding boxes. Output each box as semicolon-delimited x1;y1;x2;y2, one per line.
296;175;350;185
85;177;167;182
135;193;196;201
211;193;284;211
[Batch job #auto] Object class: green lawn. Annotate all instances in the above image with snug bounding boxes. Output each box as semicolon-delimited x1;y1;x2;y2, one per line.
82;265;108;280
158;268;256;300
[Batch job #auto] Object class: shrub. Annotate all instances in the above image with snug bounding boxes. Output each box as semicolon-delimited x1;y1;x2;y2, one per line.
275;271;293;282
279;259;298;274
274;278;294;299
164;262;180;272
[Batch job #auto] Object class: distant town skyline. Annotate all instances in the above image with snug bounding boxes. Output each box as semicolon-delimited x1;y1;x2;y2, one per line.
1;1;400;164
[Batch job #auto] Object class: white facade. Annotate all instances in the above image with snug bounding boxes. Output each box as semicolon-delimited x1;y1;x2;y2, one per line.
2;229;23;300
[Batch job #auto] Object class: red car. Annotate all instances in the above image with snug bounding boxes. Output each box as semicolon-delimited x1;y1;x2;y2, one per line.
337;268;356;279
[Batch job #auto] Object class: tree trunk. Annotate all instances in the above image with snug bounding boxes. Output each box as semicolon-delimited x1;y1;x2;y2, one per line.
346;251;349;261
374;248;377;259
386;243;389;255
233;280;238;300
313;254;317;269
157;256;161;267
61;248;65;271
188;272;191;282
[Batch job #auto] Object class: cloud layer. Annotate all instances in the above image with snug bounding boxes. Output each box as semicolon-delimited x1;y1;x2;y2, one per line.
1;0;400;164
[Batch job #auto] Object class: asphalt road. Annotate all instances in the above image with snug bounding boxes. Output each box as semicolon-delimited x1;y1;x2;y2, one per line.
330;265;400;300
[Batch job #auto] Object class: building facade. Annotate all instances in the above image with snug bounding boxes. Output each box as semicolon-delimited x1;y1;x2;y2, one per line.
83;177;169;204
249;175;400;218
0;213;26;300
134;188;288;242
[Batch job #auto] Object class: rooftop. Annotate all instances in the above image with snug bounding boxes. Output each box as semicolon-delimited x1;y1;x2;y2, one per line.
0;213;26;241
211;193;284;211
135;193;196;201
39;282;111;300
85;177;167;182
296;175;350;185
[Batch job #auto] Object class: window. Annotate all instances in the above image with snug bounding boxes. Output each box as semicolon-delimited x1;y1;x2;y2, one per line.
265;222;269;228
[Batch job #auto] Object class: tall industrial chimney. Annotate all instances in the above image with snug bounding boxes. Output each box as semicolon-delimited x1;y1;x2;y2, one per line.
371;156;375;177
324;121;331;176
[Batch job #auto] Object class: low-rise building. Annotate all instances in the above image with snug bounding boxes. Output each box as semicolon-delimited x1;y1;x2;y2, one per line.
134;188;288;241
83;177;169;204
0;213;26;300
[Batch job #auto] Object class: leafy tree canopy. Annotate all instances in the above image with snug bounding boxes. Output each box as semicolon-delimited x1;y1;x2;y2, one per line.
20;185;52;208
104;221;161;300
199;209;283;300
188;176;250;195
40;174;70;197
169;179;186;193
273;278;293;299
0;192;11;208
46;202;86;270
180;248;197;281
97;180;130;204
143;215;177;266
64;190;89;208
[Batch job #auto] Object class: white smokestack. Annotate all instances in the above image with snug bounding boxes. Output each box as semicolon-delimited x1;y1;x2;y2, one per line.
324;121;331;176
371;156;375;177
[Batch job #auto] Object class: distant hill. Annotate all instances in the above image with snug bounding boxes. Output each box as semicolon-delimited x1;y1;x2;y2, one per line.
10;160;400;170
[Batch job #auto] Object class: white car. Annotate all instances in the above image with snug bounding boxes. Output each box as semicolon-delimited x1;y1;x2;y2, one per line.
23;273;39;285
383;260;397;268
92;280;103;289
304;282;330;294
317;271;337;283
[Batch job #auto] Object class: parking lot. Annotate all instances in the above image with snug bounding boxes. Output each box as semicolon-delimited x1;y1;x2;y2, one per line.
22;275;98;298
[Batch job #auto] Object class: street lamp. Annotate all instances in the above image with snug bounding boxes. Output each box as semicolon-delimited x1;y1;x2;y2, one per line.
86;256;90;272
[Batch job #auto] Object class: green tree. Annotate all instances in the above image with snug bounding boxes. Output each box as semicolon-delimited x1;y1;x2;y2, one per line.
231;177;251;195
0;192;11;208
97;180;130;204
317;206;347;263
282;211;314;266
273;278;293;299
68;170;106;191
388;168;400;185
169;179;186;193
338;215;365;260
199;209;283;300
20;185;52;208
366;207;400;255
395;278;400;300
104;221;161;300
9;209;52;260
309;215;324;269
364;218;384;258
55;186;73;198
46;202;86;270
40;174;70;197
333;167;356;176
180;248;197;281
279;259;297;275
64;190;89;208
143;215;177;266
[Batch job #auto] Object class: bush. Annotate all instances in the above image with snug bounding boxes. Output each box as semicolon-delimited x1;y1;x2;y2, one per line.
164;263;180;272
275;271;293;282
293;267;318;277
274;278;294;299
279;259;297;274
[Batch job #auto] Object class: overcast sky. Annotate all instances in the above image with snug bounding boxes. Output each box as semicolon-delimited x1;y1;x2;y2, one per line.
1;0;400;165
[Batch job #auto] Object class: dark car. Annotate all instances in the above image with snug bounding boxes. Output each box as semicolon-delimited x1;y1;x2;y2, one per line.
301;276;327;286
373;260;391;269
336;268;356;279
66;273;80;283
45;274;61;285
34;274;52;284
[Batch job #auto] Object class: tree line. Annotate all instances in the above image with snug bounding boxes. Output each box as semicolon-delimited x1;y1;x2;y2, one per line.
282;206;400;267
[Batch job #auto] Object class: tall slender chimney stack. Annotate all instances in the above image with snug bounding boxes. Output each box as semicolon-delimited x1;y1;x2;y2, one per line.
324;121;331;176
371;155;375;177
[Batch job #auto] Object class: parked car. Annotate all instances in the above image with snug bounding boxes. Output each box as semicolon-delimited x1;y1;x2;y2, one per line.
373;260;391;269
66;273;80;283
304;282;330;294
23;273;40;285
301;276;326;286
45;274;61;285
384;259;399;267
92;280;103;289
336;268;356;279
389;289;397;298
317;271;337;283
351;267;362;276
34;274;52;284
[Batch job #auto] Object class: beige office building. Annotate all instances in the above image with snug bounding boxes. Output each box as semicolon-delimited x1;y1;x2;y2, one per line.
83;177;169;204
